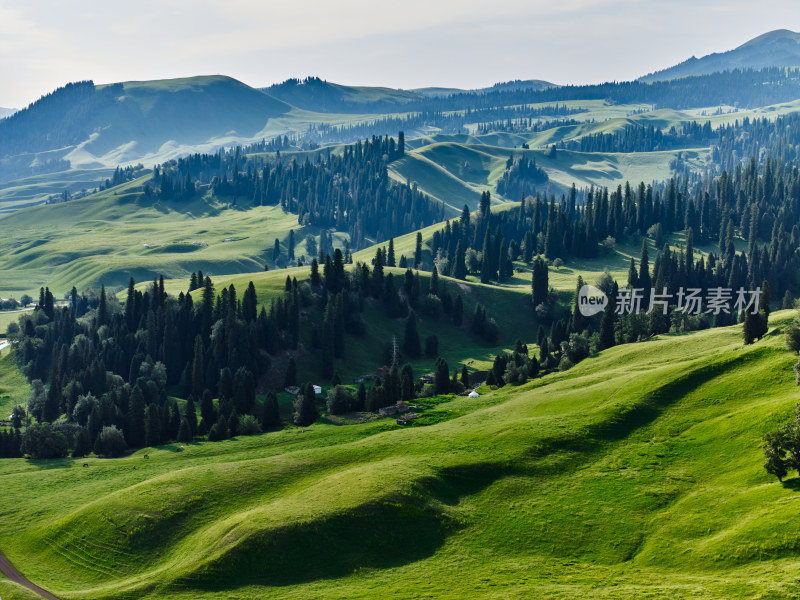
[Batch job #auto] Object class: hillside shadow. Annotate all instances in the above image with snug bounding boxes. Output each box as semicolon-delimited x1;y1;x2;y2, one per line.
526;351;757;461
26;457;75;470
180;497;456;590
781;478;800;492
421;462;510;507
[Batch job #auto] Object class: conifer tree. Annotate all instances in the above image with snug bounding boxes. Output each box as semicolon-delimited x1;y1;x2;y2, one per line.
600;284;616;349
531;257;549;306
571;276;585;333
185;396;198;436
177;419;192;443
228;410;239;437
453;295;463;326
638;240;651;309
127;386;146;448
762;279;772;316
125;277;136;330
453;239;467;280
480;226;493;283
403;310;421;358
97;285;108;327
460;365;470;388
293;383;319;426
356;382;366;411
144;403;162;447
744;310;759;345
783;290;795;310
401;364;414;403
200;389;215;426
434;357;450;395
191;336;205;398
310;259;321;287
262;390;280;429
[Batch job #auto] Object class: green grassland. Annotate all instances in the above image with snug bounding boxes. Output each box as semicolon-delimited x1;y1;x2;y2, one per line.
0;167;116;215
0;578;43;600
0;310;798;598
0;309;33;336
0;177;333;298
392;138;711;211
0;351;30;416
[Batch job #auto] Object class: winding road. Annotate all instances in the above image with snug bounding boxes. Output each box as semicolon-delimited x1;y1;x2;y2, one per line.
0;551;60;599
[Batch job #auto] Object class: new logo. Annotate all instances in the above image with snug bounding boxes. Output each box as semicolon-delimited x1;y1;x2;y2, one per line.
578;285;608;317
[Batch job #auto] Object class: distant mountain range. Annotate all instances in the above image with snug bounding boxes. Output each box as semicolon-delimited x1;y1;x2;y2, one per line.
0;107;16;119
261;77;554;113
640;29;800;82
2;29;800;185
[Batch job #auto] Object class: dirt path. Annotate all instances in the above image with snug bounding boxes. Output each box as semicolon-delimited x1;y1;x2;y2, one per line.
0;551;60;600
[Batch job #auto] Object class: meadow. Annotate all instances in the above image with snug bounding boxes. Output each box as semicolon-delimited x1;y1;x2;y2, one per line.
0;309;798;598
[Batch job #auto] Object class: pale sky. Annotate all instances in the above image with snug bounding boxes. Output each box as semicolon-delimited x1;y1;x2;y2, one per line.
1;0;798;109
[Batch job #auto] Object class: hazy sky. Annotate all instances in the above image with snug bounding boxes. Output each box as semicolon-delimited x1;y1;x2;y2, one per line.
1;0;798;108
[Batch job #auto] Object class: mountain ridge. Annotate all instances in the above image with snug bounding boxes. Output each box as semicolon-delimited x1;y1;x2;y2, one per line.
640;29;800;82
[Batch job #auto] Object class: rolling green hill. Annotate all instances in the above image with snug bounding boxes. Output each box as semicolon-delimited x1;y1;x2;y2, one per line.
0;310;797;599
0;176;308;296
391;138;710;210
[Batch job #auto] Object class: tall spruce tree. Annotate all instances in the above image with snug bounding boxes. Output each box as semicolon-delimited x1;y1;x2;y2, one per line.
262;390;280;429
293;383;319;426
531;257;549;307
403;310;421;358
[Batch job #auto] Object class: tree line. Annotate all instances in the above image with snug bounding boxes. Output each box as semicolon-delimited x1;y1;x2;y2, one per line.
144;133;445;249
0;246;506;458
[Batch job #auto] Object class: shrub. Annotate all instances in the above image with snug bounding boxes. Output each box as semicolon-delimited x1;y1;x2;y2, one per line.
558;356;575;371
238;414;262;436
786;316;800;352
93;426;127;457
326;385;354;415
21;423;70;459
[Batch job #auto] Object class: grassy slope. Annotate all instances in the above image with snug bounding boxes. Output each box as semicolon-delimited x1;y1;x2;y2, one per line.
0;310;33;336
392;139;710;211
0;177;320;297
0;350;30;416
0;312;798;598
0;167;117;215
0;578;43;600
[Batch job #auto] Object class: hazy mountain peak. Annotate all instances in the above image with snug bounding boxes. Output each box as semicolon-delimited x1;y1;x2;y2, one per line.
640;29;800;82
739;29;800;48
